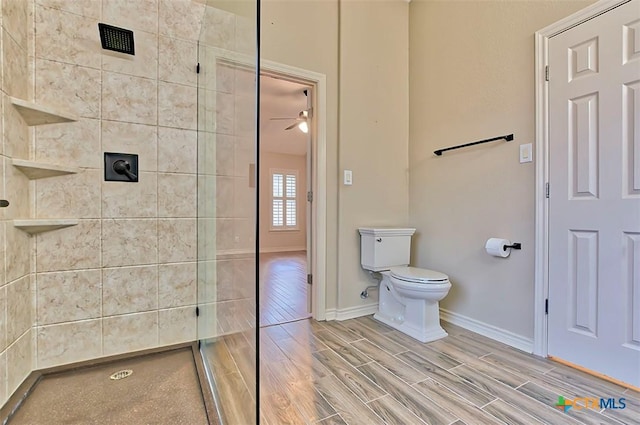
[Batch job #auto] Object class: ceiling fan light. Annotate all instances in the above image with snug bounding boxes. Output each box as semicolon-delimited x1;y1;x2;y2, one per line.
298;121;309;133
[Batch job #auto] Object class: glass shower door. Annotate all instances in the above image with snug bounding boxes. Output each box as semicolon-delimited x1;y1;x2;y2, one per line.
196;1;258;423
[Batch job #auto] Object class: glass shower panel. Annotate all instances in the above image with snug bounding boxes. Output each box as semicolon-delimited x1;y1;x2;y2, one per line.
197;2;258;424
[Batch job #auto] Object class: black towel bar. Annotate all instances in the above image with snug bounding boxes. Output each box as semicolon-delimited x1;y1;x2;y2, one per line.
434;134;514;156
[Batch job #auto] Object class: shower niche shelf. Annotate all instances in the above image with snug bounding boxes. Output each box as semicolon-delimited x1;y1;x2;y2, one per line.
10;97;78;126
13;219;79;234
12;159;79;180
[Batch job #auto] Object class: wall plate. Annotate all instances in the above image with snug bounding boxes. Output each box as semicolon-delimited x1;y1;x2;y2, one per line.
520;143;533;163
104;152;139;182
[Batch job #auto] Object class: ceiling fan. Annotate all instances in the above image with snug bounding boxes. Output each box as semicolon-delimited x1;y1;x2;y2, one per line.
269;109;311;132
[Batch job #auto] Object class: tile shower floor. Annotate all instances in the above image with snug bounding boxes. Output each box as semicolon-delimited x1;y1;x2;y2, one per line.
8;348;210;425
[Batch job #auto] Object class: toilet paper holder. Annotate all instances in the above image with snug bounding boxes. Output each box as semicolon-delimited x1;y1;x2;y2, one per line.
503;242;522;250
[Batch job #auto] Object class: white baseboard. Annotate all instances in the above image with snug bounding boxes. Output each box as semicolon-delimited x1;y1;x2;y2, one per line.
440;308;534;353
324;308;337;321
324;304;378;322
259;246;306;253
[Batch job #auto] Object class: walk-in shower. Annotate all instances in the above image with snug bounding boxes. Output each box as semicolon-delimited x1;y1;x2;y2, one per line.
196;1;259;423
0;0;259;422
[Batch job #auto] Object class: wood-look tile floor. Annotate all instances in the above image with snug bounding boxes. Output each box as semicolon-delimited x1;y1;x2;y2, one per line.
259;251;310;326
255;316;639;425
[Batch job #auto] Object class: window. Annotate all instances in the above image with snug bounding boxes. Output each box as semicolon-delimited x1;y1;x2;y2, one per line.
271;169;297;229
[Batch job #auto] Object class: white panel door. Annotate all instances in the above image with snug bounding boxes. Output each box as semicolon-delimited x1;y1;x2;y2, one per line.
548;0;640;386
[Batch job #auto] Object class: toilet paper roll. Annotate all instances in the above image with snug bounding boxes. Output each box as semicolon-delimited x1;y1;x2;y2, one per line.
485;238;511;258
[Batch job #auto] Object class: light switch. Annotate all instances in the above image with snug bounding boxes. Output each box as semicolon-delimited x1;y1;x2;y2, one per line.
520;143;533;163
344;169;353;185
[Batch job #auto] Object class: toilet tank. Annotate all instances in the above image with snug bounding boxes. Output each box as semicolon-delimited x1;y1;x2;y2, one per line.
358;228;416;272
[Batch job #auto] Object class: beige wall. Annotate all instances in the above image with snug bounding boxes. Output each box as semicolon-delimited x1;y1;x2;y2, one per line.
338;0;410;311
0;0;35;407
259;152;307;252
261;0;410;314
408;0;594;339
261;0;340;309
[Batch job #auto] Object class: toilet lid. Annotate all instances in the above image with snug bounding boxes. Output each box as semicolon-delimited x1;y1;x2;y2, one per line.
390;266;449;284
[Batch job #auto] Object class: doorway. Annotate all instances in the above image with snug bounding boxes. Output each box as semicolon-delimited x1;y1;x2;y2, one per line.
259;74;312;326
259;60;328;324
535;0;640;387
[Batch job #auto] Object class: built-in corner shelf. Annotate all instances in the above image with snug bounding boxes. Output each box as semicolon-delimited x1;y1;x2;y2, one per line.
13;219;79;234
10;97;78;126
12;159;79;180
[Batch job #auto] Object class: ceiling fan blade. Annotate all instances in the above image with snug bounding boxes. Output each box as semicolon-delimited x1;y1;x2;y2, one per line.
269;117;298;120
284;122;299;130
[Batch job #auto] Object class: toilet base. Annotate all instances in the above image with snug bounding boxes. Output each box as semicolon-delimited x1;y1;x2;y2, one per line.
373;311;448;343
374;273;449;343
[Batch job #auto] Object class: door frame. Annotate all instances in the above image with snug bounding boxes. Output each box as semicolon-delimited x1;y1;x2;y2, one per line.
261;60;328;321
533;0;632;356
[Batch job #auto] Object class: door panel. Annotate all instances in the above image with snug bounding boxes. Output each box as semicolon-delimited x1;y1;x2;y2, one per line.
624;81;640;195
548;0;640;386
569;92;599;198
623;18;640;64
568;230;598;337
627;232;640;347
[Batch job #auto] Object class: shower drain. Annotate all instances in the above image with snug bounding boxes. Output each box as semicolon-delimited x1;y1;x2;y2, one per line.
109;369;133;380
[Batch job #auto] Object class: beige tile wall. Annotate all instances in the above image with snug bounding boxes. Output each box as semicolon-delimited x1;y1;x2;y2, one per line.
28;0;207;374
0;0;36;409
196;7;257;342
0;0;257;408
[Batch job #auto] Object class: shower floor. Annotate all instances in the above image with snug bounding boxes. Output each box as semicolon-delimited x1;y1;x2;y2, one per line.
8;348;211;425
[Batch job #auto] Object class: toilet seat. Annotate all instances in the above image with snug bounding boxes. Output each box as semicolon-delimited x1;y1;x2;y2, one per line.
390;266;449;284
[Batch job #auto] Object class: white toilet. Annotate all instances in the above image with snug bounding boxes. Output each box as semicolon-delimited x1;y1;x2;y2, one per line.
359;228;451;343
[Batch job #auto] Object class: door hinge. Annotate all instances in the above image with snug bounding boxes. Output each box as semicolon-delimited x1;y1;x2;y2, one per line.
307;274;313;285
307;191;313;202
195;306;200;316
198;340;201;349
196;63;200;74
545;298;549;315
545;182;550;198
545;65;549;82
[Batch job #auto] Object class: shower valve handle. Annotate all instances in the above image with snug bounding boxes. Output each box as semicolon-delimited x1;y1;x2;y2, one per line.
113;160;138;181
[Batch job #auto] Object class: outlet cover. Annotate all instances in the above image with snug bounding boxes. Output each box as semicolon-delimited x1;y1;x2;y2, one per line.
520;143;533;163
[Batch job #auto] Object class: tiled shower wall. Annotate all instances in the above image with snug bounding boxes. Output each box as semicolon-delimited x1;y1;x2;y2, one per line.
197;6;257;340
1;0;36;407
0;0;257;408
30;0;209;371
